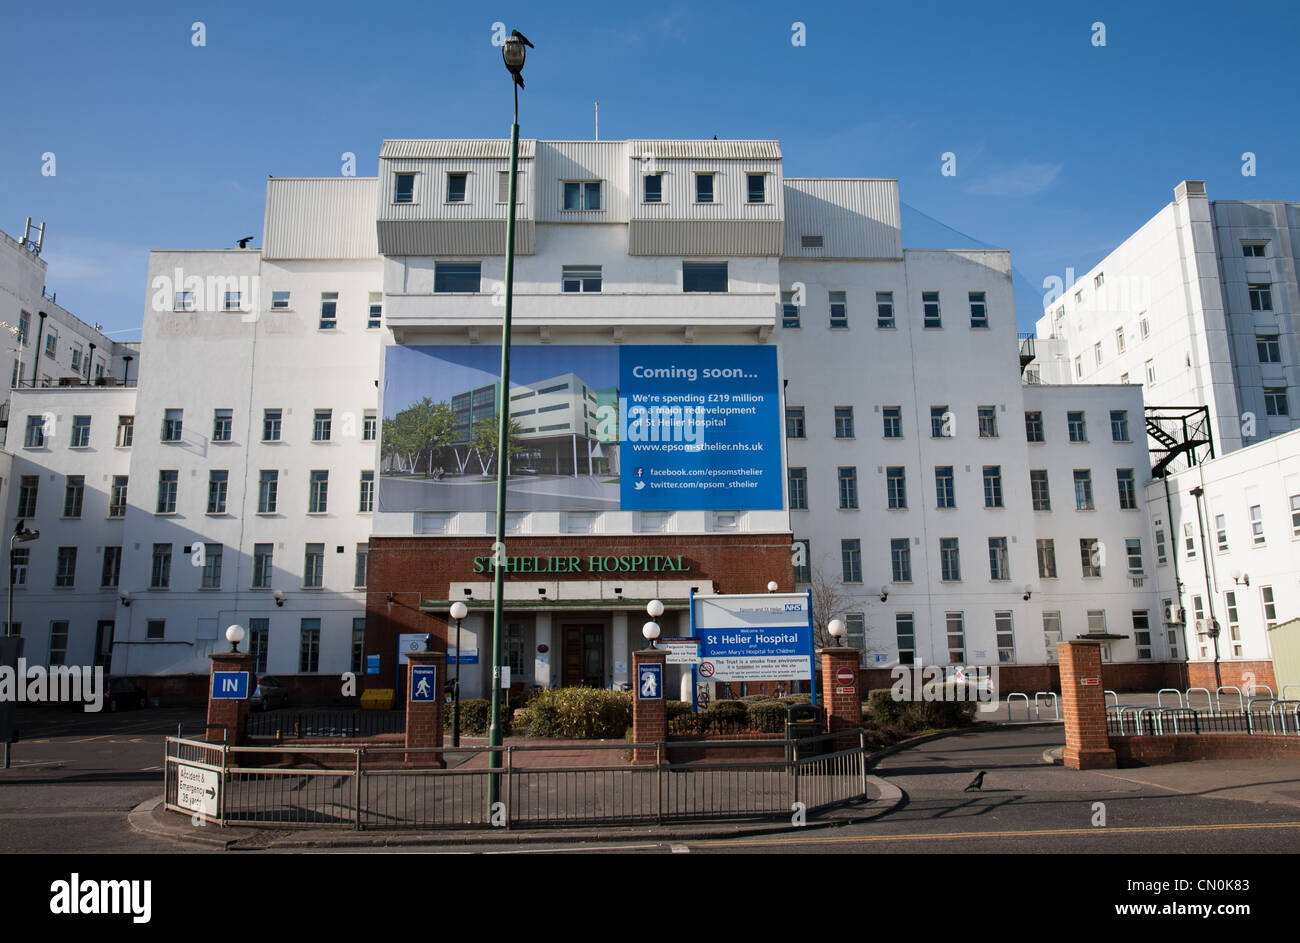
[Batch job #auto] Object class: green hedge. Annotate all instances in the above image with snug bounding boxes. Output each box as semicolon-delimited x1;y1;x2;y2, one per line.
866;688;974;730
445;698;512;737
511;688;633;739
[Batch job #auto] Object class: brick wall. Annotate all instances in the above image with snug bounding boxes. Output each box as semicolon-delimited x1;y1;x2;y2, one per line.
1058;640;1115;770
1111;733;1300;766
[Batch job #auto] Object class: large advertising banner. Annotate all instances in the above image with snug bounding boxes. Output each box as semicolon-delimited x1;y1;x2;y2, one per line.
692;592;815;686
378;345;782;513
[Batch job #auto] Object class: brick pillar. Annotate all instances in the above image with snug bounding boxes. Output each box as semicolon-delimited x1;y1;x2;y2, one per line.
631;649;668;765
1058;640;1116;770
404;651;446;767
820;648;863;746
206;652;254;745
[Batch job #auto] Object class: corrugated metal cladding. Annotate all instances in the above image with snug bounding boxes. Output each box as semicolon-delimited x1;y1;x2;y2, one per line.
377;158;534;223
262;178;379;260
627;220;783;256
375;219;534;256
628;160;783;222
781;179;902;259
535;142;629;222
379;139;538;159
627;140;781;160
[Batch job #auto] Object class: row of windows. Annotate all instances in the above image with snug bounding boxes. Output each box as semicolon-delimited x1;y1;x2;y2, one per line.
895;608;1160;665
21;408;380;450
786;407;1133;443
392;171;769;208
782;290;989;330
1154;496;1300;565
173;290;383;330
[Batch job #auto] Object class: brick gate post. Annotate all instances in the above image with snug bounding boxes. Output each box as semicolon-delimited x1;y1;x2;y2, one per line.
1058;639;1116;770
206;652;254;745
632;649;668;765
820;648;863;747
404;651;446;767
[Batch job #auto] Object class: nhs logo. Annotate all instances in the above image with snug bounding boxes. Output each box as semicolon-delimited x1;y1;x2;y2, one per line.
210;671;249;700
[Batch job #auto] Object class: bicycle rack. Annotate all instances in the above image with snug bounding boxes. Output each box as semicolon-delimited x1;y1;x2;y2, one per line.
1250;684;1274;699
1104;690;1119;710
1034;692;1059;720
1158;708;1199;735
1216;685;1243;712
1115;705;1145;735
1268;700;1300;735
1247;697;1275;734
1185;687;1212;710
1155;688;1183;709
1006;692;1032;722
1136;707;1163;735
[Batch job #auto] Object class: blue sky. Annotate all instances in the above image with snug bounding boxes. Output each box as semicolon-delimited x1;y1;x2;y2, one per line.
3;0;1298;339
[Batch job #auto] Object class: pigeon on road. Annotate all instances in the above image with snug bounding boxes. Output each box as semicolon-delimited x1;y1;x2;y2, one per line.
964;771;987;792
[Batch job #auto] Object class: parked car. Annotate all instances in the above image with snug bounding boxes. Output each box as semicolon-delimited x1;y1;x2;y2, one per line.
250;676;289;711
105;677;147;712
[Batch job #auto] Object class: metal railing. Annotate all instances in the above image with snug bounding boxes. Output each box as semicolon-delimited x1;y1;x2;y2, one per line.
247;709;405;739
1106;701;1300;737
163;729;870;830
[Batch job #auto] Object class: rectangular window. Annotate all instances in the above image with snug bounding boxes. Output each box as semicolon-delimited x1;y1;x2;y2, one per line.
253;544;273;588
62;476;84;518
1043;612;1062;663
1243;242;1267;257
1257;335;1281;363
1036;538;1057;578
319;291;338;330
359;470;375;512
841;539;862;583
1126;538;1143;576
173;291;195;312
207;470;228;514
368;292;382;329
969;291;988;328
1081;539;1101;578
563;180;602;210
101;546;121;588
201;544;223;589
71;415;91;448
1117;468;1137;509
313;409;332;442
146;620;165;641
882;406;902;438
24;415;45;448
785;407;805;439
258;470;278;513
223;291;241;312
896;613;916;664
1068;411;1087;442
263;408;282;442
17;311;28;345
249;618;269;673
1155;528;1168;565
162;408;183;442
1025;411;1044;442
1132;611;1152;660
931;406;951;438
788;468;808;510
355;544;368;588
17;475;38;518
940;538;961;581
983;465;1003;508
1030;470;1051;511
351;618;366;674
1074;469;1094;510
49;621;69;665
643;174;662;203
212;409;232;442
1290;494;1300;536
1265;387;1289;416
1110;410;1129;442
694;173;715;204
890;538;912;583
1145;359;1156;384
682;261;727;292
781;291;800;329
834;406;854;438
1248;282;1273;312
272;291;291;310
1074;356;1082;379
876;291;895;328
1215;513;1228;552
1088;610;1107;634
838;467;859;510
9;547;27;587
793;539;810;584
996;611;1015;663
829;291;848;328
55;547;77;587
363;410;377;442
156;470;178;514
946;612;965;663
1140;316;1150;339
886;467;907;509
747;173;766;203
1094;341;1103;366
977;406;998;438
1115;326;1126;354
935;466;955;508
304;544;325;588
309;471;329;514
1250;504;1265;545
151;543;172;589
922;291;941;328
299;619;321;672
562;265;602;293
1262;586;1277;628
109;476;128;518
446;172;467;203
116;415;134;447
393;172;415;203
434;262;481;293
497;170;526;203
1185;521;1197;560
988;537;1010;581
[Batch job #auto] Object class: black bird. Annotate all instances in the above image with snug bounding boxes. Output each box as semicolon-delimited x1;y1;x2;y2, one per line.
964;770;986;792
509;30;534;88
237;236;254;249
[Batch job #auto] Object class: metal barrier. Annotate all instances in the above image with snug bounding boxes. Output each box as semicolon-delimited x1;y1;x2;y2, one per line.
247;709;405;740
1006;692;1032;721
1185;687;1213;710
1156;688;1184;709
1158;708;1200;735
1216;686;1244;711
1104;690;1119;710
1034;692;1059;720
1251;684;1275;699
1109;702;1300;738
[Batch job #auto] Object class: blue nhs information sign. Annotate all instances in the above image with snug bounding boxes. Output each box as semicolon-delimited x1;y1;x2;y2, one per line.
211;671;249;700
693;592;816;703
619;346;782;511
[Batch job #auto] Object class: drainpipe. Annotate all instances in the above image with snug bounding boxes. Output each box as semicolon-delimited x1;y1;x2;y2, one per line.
30;312;46;387
1163;476;1189;689
1188;485;1222;690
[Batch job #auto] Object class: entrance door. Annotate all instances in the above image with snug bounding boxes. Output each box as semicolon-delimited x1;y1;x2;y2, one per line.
94;621;115;672
561;625;605;687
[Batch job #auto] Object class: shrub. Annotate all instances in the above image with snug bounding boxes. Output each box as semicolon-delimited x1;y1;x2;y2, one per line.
779;694;812;707
666;700;693;721
512;687;632;739
740;694;774;704
746;700;788;733
865;688;975;731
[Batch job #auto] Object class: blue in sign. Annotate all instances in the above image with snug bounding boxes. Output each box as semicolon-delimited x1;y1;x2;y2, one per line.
638;663;663;700
410;666;438;702
366;654;381;675
211;671;249;699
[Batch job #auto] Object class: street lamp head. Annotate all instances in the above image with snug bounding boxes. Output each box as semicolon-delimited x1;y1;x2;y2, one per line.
767;580;779;593
450;601;468;622
642;621;661;642
879;584;891;603
225;624;245;652
646;599;665;618
502;30;533;86
1023;584;1033;601
828;618;846;641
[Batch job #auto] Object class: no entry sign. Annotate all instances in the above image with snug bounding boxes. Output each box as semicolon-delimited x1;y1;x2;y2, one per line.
836;667;856;686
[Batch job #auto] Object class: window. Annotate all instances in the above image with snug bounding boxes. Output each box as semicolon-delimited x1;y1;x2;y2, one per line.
1110;410;1129;442
434;262;481;293
983;466;1003;508
223;291;241;312
1184;521;1197;560
1068;411;1087;442
781;291;800;328
1117;469;1137;509
896;613;916;664
57;476;85;520
1145;359;1156;384
1243;242;1267;257
173;290;195;312
1265;387;1289;416
803;235;824;250
746;173;765;203
969;291;988;328
207;470;228;514
24;415;44;448
1120;373;1130;385
1073;470;1094;510
682;262;727;292
1115;326;1126;354
838;467;859;509
309;471;329;513
55;547;77;587
9;547;27;587
694;173;715;204
299;619;321;672
1094;341;1103;366
109;476;128;518
935;466;955;508
562;265;602;293
71;415;90;448
1036;538;1057;578
1262;586;1277;629
922;291;941;328
977;406;998;438
313;409;332;442
49;621;69;665
116;415;134;448
146;620;165;641
1030;470;1051;511
156;470;178;514
351;618;366;673
1074;356;1082;379
1215;514;1228;552
876;292;895;328
1140;317;1150;339
1126;538;1143;576
643;174;662;203
946;612;965;663
1257;334;1281;363
201;544;223;589
1224;593;1241;656
882;406;902;438
363;410;377;441
212;409;232;442
1248;283;1273;312
367;292;382;329
44;330;58;358
1155;528;1168;565
250;619;269;673
304;544;325;588
446;172;467;202
272;291;291;310
150;543;172;589
319;291;338;330
829;291;848;328
1025;411;1044;442
1291;494;1300;536
995;611;1015;663
793;539;810;584
256;470;279;514
785;407;805;439
393;172;415;203
101;546;121;588
940;538;961;581
263;408;282;442
17;311;28;345
1080;539;1101;578
253;544;273;588
834;406;854;438
988;537;1010;580
1043;611;1062;663
931;406;952;438
17;476;38;518
563;180;602;210
1132;611;1152;660
497;170;526;203
359;470;375;512
788;468;808;510
891;538;912;583
886;467;907;509
841;539;862;583
162;408;183;442
1250;504;1265;545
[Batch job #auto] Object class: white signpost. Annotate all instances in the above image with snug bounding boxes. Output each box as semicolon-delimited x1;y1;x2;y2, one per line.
660;639;701;665
176;763;219;819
